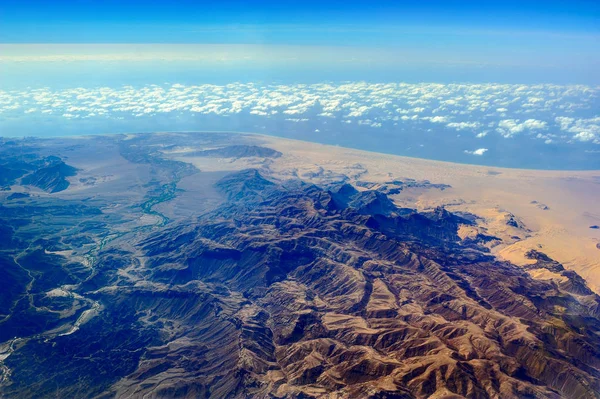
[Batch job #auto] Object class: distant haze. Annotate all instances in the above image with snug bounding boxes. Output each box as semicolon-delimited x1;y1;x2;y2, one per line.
1;0;598;169
1;73;599;170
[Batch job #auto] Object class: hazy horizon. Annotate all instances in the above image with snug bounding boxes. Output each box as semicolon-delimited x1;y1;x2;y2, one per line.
1;2;599;169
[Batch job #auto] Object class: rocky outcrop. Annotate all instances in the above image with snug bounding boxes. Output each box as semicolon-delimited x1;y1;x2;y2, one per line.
0;142;77;192
99;172;600;397
188;145;282;159
2;166;600;399
525;250;596;296
21;159;77;193
215;168;275;201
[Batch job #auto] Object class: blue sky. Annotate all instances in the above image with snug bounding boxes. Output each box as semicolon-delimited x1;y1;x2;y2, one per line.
1;0;598;44
0;1;598;84
0;2;599;168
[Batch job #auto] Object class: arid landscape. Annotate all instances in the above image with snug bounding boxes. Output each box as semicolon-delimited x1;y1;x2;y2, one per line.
1;132;599;398
259;136;600;294
167;133;600;293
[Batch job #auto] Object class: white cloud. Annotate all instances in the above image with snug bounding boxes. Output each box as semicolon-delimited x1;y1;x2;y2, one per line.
574;131;597;142
447;121;481;130
1;82;597;147
496;118;547;138
464;148;488;155
555;116;600;143
422;116;449;123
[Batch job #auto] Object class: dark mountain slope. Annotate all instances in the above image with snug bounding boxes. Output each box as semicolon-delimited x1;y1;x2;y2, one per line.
21;160;77;193
2;169;600;399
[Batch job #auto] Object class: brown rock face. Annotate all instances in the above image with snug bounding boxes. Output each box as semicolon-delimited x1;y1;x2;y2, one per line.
2;170;599;399
109;172;600;398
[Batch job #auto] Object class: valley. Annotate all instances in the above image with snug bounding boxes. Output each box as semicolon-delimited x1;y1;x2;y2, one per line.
0;132;599;398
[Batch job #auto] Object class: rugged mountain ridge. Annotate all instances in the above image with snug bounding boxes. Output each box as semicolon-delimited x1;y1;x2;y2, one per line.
0;147;77;193
2;168;600;398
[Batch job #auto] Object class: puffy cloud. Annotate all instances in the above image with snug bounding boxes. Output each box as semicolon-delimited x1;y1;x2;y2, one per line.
400;115;418;121
523;119;547;130
496;119;547;138
446;121;481;130
0;82;597;147
555;116;600;144
574;131;597;142
250;109;268;116
464;148;488;155
422;116;449;123
555;117;575;130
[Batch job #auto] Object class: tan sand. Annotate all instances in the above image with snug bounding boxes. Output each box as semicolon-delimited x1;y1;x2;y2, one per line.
258;136;600;294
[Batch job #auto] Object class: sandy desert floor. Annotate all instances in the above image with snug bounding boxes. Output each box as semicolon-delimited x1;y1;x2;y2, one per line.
159;131;600;293
4;131;600;398
246;136;600;294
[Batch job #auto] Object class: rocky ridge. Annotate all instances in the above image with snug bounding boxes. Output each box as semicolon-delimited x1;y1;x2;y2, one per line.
1;135;599;399
5;169;596;398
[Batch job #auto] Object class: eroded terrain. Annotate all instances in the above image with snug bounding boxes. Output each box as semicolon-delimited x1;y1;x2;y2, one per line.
1;132;599;398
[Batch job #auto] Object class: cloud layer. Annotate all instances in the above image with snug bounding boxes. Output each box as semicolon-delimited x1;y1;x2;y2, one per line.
1;82;598;145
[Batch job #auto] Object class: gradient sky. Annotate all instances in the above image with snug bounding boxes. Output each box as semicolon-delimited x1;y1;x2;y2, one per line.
0;1;599;84
1;0;599;43
1;1;599;168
